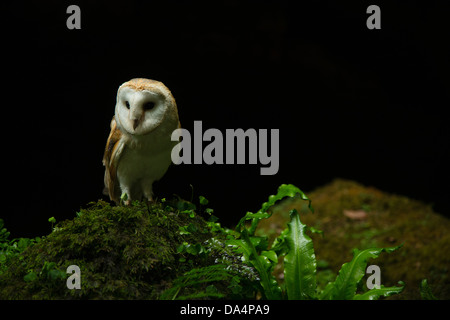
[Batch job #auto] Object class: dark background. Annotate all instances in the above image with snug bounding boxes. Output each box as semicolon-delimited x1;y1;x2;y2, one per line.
2;0;449;237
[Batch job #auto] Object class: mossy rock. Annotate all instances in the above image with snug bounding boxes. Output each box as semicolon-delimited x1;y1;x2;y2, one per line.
258;179;450;299
0;200;252;300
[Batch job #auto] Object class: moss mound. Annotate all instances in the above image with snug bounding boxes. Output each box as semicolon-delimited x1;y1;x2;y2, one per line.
0;200;248;299
258;179;450;299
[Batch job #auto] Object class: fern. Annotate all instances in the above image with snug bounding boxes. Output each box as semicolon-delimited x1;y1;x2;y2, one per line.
319;246;404;300
160;264;235;300
226;184;405;300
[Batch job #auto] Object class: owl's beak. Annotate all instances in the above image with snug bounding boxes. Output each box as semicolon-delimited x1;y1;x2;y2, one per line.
133;119;140;130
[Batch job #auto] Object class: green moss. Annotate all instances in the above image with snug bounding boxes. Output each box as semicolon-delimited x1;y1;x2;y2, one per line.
0;200;252;300
258;179;450;299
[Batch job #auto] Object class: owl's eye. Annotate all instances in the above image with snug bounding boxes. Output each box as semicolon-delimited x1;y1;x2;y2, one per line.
143;102;155;111
125;101;130;109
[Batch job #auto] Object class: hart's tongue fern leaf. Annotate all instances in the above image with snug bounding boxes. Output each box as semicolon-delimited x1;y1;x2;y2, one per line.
281;209;317;300
319;246;404;300
226;184;405;300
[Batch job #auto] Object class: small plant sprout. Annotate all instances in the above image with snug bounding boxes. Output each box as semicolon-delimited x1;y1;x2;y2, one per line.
120;192;128;204
199;196;209;206
48;217;56;231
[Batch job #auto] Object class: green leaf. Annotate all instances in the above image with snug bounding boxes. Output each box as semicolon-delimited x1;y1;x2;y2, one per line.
353;282;405;300
176;243;186;253
176;241;204;255
226;238;251;262
178;223;198;235
229;184;314;300
172;198;196;211
199;196;209;205
307;226;323;237
42;261;55;273
48;268;66;281
250;236;269;252
0;219;11;242
320;245;402;300
17;238;31;251
236;184;313;236
229;230;282;300
178;226;190;235
420;279;437;300
283;209;317;300
260;184;313;215
186;223;198;233
205;284;218;295
235;212;271;235
260;250;278;265
48;217;56;224
24;271;38;282
271;227;289;256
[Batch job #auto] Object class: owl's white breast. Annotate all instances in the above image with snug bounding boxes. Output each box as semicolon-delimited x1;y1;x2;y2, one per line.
116;128;176;188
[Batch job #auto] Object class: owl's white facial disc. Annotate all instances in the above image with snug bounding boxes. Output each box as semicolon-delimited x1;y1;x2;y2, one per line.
115;86;167;135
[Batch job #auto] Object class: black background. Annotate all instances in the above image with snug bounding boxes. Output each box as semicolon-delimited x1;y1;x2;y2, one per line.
2;0;449;238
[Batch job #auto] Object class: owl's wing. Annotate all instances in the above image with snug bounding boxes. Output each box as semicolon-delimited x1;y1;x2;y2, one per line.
103;116;125;203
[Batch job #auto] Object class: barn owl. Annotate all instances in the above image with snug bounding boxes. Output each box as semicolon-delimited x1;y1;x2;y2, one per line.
103;78;180;204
